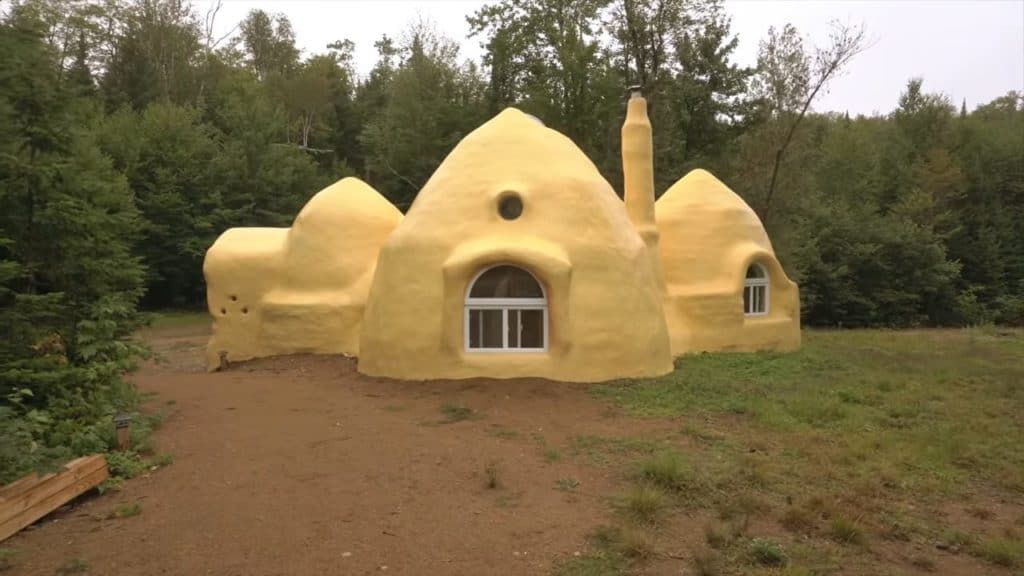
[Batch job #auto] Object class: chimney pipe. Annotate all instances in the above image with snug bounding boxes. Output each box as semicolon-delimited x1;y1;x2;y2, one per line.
621;86;663;288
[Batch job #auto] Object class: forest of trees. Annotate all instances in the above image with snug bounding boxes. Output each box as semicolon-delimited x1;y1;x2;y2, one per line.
0;0;1021;480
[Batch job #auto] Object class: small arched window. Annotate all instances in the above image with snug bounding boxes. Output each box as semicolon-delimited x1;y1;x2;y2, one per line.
465;265;547;351
744;264;769;316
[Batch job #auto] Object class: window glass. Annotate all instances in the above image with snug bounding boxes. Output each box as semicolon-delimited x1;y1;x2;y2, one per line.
469;265;543;298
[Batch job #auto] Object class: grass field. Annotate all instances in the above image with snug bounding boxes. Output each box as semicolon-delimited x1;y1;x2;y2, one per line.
562;328;1024;575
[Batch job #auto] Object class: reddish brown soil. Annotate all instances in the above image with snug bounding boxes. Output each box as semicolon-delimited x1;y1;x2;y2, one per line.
4;329;682;576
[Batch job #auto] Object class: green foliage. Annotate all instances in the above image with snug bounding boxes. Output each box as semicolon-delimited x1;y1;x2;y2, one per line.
108;502;142;519
974;537;1023;567
55;558;89;575
637;451;697;493
619;484;668;523
439;402;474;423
749;538;788;566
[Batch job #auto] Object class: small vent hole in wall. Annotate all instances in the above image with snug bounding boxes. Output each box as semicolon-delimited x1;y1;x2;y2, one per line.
220;308;227;315
242;307;249;314
230;295;238;301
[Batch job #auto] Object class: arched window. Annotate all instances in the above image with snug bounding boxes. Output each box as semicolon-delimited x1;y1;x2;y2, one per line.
465;265;547;351
744;264;769;316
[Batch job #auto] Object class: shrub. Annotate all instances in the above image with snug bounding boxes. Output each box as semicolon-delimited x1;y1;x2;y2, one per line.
749;538;788;566
620;484;668;523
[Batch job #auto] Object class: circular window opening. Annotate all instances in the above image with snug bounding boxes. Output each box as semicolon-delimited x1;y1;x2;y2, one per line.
498;193;523;220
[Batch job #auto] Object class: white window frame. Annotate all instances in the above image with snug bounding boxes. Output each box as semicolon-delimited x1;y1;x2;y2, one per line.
464;266;548;353
744;263;770;317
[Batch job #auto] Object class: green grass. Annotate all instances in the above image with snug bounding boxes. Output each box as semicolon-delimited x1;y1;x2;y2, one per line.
618;484;668;524
439;403;474;423
577;329;1024;575
749;538;788;567
55;558;89;575
974;536;1023;567
107;502;142;519
555;477;581;491
828;516;865;545
0;547;16;571
637;451;697;493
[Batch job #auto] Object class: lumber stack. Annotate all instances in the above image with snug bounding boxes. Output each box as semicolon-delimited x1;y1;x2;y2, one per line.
0;455;109;542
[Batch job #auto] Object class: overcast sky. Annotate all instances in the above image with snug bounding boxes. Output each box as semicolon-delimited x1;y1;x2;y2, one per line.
199;0;1024;116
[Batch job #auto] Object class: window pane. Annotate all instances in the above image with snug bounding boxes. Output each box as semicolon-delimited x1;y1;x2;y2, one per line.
507;309;519;348
469;309;481;348
746;264;766;279
519;309;544;348
469;265;543;298
743;286;752;314
481;309;503;348
756;286;767;313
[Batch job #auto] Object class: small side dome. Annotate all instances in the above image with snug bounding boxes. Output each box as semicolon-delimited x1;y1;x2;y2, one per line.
282;177;402;291
656;169;774;289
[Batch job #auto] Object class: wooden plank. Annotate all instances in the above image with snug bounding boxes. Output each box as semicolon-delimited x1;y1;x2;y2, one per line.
0;474;41;502
1;456;105;518
0;455;108;543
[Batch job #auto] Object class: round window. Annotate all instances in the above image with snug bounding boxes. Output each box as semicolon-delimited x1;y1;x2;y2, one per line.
498;193;523;220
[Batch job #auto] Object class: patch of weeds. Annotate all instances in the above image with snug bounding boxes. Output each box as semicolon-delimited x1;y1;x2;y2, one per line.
570;435;660;466
96;476;124;494
704;523;730;549
588;525;654;560
544;447;563;462
55;558;89;575
910;555;936;571
749;538;788;567
104;451;147;479
484;462;500;489
973;537;1023;567
781;505;816;535
0;548;16;571
692;551;724;576
440;403;474;423
967;506;995;520
107;502;142;519
150;453;173;468
828;516;865;545
555;478;581;492
619;484;668;524
488;426;518;439
610;525;655;559
637;451;696;493
554;550;626;576
941;529;975;551
381;404;407;412
779;568;813;576
165;399;176;405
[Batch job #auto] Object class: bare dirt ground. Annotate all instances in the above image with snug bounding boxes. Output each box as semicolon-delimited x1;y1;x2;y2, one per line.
4;323;684;576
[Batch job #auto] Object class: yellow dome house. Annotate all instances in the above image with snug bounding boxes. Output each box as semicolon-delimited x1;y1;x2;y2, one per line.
202;88;799;380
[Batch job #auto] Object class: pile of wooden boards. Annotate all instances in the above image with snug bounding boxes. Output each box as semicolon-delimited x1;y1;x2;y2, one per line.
0;455;109;542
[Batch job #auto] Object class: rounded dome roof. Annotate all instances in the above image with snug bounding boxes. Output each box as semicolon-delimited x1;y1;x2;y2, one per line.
390;107;637;249
282;177;402;290
656;169;776;289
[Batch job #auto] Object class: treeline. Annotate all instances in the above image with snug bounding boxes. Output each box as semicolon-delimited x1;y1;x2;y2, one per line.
4;0;1022;324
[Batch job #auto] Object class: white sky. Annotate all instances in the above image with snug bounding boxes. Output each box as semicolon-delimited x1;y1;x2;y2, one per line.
199;0;1024;116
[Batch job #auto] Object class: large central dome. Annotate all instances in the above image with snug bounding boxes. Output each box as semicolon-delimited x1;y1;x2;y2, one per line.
358;107;672;382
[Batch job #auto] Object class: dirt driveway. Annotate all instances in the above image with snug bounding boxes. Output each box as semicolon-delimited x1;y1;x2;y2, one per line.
5;326;683;575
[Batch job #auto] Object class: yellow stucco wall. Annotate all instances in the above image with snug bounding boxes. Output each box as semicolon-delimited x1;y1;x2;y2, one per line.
203;98;800;377
203;177;402;368
656;169;801;355
356;108;674;382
